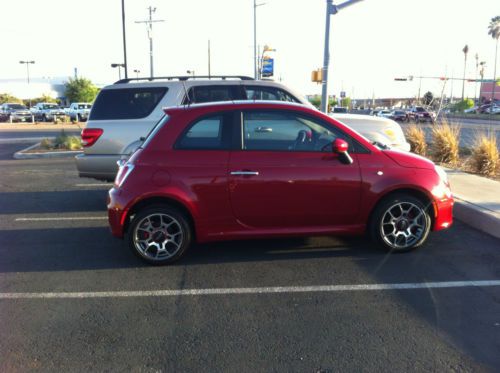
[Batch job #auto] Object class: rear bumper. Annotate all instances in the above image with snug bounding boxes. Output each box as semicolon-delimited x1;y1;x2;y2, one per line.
75;153;120;181
433;197;454;231
107;187;130;238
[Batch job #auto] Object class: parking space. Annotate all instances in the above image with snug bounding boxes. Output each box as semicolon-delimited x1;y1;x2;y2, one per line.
1;143;500;371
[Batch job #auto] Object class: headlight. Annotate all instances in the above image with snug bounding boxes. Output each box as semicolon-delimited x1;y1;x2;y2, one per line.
435;165;448;184
432;166;452;199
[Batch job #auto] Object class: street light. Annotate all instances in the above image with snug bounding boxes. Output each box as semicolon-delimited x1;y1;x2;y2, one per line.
111;63;125;80
253;0;267;79
133;69;141;78
320;0;364;113
186;70;195;78
19;60;35;107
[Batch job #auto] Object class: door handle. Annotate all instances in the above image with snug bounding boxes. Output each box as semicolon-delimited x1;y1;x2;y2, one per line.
230;171;259;176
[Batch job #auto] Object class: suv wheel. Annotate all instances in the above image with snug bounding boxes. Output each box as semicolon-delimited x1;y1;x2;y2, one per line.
127;205;192;264
369;194;431;252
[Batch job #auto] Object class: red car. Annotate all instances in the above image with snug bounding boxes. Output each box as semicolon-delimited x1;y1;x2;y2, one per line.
107;102;453;264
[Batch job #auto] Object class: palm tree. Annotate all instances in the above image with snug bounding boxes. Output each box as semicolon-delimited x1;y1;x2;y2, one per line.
488;16;500;104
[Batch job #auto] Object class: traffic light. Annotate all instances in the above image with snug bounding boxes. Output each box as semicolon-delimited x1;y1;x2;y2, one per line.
394;78;407;81
311;69;323;83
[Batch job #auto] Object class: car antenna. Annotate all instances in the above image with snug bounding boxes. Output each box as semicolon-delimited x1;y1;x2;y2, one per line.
181;80;191;107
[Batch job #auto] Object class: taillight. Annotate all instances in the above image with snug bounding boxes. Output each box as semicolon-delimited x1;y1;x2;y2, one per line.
81;128;103;147
114;160;135;188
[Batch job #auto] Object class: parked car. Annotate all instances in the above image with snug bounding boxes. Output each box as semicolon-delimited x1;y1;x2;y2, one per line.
0;103;33;122
31;102;67;122
67;102;92;121
407;106;436;123
332;106;348;113
330;114;411;152
77;76;420;181
389;110;408;122
463;106;478;114
77;76;309;181
486;105;500;114
107;101;454;264
376;110;392;118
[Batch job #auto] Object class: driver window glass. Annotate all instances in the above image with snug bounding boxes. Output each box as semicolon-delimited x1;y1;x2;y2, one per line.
242;111;342;152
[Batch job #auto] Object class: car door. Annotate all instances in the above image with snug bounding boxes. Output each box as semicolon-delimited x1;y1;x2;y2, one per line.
228;109;363;229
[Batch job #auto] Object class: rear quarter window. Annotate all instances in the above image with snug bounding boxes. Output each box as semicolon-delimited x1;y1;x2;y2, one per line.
90;87;167;120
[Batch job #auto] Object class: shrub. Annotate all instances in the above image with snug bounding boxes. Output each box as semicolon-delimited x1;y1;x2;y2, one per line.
404;124;427;156
431;121;460;165
40;138;52;149
470;133;500;176
64;136;82;150
453;99;474;112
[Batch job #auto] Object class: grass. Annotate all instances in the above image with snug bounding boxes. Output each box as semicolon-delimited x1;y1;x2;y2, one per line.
404;124;427;156
470;132;500;177
431;121;461;166
40;130;81;151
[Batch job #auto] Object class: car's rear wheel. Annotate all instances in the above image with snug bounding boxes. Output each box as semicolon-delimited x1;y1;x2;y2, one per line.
127;205;192;265
369;194;431;252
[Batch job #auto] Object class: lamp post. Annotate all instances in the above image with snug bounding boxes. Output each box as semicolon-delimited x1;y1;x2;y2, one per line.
121;0;128;79
461;44;469;101
320;0;364;113
186;70;195;78
479;61;486;103
19;60;35;108
133;69;140;78
111;63;125;80
253;0;267;79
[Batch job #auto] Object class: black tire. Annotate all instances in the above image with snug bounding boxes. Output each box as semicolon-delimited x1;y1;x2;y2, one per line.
42;114;48;122
127;204;192;265
369;194;431;253
76;114;80;122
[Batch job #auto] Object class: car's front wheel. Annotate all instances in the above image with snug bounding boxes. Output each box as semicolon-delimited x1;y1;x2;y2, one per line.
127;205;192;264
369;194;431;252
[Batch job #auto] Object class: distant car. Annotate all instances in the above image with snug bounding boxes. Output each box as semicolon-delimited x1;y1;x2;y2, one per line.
463;106;478;114
332;106;348;113
67;102;92;121
0;103;33;123
486;105;500;114
407;106;435;123
389;110;408;122
31;102;67;122
331;113;411;152
376;110;392;118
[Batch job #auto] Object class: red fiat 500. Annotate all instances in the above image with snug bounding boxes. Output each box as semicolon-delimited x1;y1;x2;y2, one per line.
107;101;453;264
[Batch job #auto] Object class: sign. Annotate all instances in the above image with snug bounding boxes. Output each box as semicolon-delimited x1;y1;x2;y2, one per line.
340;91;346;98
262;57;274;78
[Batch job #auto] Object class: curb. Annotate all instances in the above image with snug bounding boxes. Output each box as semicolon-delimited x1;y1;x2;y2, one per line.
453;196;500;240
13;143;82;159
0;137;52;144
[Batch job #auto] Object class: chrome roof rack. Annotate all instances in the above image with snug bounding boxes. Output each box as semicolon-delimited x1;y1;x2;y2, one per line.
114;75;254;84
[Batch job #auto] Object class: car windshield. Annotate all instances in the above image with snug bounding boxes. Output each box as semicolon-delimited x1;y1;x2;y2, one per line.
7;104;27;110
43;104;59;109
416;107;425;112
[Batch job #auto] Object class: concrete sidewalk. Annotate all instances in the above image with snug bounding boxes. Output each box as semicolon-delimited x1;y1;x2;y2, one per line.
446;169;500;239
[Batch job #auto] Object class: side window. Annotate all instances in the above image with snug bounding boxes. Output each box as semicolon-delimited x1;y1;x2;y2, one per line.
184;85;238;104
244;86;300;103
89;87;168;120
242;111;344;152
176;115;227;150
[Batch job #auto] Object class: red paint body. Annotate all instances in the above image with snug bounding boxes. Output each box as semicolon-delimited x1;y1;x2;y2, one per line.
108;102;453;243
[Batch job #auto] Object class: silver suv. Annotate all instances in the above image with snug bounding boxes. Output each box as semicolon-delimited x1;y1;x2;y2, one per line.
76;76;308;181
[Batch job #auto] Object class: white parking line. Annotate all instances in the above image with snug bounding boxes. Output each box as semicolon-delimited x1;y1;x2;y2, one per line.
75;183;113;187
1;280;499;300
15;217;107;222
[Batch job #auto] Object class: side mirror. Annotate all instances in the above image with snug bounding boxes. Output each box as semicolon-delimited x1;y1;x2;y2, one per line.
332;138;353;165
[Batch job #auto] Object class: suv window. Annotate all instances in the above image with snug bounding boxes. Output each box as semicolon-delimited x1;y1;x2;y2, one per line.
90;87;167;120
244;86;299;103
242;110;346;152
184;85;241;104
176;115;229;150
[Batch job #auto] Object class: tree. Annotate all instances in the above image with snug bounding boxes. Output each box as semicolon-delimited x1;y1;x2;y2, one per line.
454;99;474;112
488;16;500;103
0;93;22;104
308;96;321;109
65;77;99;103
340;97;351;108
423;91;434;105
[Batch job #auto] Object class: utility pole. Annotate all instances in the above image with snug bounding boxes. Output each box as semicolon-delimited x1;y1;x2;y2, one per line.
461;44;469;101
253;1;267;80
19;60;35;108
320;0;364;113
208;40;211;79
474;53;479;104
136;6;164;79
121;0;128;79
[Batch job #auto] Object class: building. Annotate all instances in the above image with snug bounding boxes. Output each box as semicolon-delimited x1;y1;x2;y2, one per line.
0;77;68;101
479;81;500;102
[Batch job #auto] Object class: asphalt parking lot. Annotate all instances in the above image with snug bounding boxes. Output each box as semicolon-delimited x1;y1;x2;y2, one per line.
1;143;500;372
